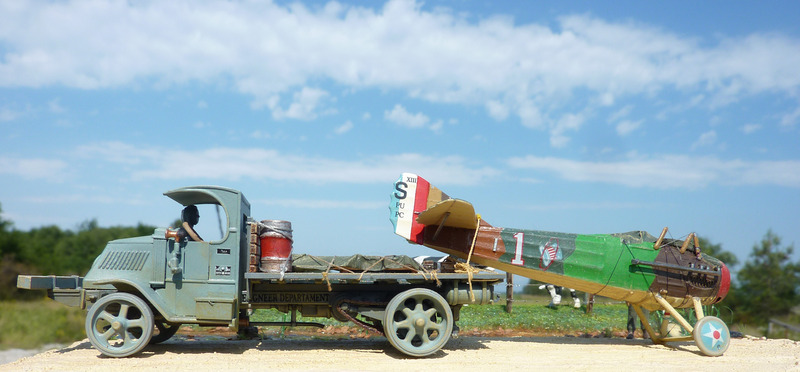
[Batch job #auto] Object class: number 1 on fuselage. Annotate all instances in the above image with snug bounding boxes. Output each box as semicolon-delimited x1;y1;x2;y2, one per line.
511;232;525;265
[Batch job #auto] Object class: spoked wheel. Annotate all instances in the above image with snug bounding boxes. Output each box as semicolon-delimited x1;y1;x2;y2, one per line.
85;293;154;357
692;316;730;356
149;319;181;345
383;288;453;357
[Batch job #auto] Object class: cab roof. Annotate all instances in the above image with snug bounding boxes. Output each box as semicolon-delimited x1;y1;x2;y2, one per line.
163;185;246;207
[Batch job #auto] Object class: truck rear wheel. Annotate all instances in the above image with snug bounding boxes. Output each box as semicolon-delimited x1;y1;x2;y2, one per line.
85;293;154;357
383;288;453;357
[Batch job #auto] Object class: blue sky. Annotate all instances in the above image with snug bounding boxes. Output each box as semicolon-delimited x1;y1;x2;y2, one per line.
1;0;799;275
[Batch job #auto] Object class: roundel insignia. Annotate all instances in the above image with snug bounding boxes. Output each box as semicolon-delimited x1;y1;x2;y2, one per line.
692;316;730;356
539;238;561;270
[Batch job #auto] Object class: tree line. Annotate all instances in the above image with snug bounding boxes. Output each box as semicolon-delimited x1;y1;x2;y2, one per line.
0;202;156;300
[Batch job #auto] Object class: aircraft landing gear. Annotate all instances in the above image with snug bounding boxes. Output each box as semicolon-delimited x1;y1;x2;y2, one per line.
631;295;731;357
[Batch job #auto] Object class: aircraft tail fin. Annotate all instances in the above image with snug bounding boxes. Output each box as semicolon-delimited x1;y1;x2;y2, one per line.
389;173;480;244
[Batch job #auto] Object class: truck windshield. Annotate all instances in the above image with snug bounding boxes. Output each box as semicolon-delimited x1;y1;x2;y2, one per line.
189;204;228;242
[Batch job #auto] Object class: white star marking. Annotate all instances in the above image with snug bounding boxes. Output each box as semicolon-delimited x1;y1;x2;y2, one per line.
703;323;723;349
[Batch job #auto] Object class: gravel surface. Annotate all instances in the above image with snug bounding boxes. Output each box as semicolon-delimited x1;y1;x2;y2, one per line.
2;336;799;371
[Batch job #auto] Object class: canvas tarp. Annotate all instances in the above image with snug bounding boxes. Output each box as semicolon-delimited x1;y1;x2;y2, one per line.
291;254;423;273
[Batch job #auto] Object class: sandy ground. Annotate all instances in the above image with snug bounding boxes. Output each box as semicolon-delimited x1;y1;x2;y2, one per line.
0;344;63;366
2;335;798;372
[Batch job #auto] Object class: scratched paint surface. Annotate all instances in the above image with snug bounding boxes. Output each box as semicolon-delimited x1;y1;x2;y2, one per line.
496;229;659;292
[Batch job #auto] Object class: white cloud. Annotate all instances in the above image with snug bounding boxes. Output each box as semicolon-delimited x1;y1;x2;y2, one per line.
1;1;799;141
48;98;65;113
741;123;761;134
335;120;354;134
549;112;586;148
615;120;642;136
691;130;717;150
269;87;331;120
608;105;633;123
257;198;382;210
429;120;443;133
74;142;500;186
197;100;208;109
384;104;430;129
549;134;570;148
518;201;650;212
0;107;21;122
0;103;33;122
0;156;68;181
780;106;800;128
250;130;273;139
598;92;615;106
22;194;145;205
486;100;509;121
518;101;544;129
507;154;800;188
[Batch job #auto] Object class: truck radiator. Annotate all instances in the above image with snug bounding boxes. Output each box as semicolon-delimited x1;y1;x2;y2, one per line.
98;251;150;271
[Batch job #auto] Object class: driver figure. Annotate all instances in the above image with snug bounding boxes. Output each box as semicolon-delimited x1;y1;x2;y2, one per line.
177;205;203;242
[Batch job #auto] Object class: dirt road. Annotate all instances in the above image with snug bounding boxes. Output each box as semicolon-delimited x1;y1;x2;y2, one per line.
3;335;799;371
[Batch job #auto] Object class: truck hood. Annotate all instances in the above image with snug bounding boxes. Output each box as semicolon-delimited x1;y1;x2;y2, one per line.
107;235;153;245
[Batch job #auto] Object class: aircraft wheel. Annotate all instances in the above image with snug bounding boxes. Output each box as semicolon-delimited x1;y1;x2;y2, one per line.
149;319;181;345
383;288;453;357
692;316;730;356
85;293;154;357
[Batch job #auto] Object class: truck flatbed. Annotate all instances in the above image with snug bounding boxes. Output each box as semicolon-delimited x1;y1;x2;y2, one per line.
244;270;503;283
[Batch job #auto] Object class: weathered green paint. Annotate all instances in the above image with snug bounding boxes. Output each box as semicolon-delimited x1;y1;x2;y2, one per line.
497;229;577;275
495;228;659;292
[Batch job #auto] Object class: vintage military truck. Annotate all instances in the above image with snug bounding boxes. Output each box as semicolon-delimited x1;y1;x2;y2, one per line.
17;186;503;358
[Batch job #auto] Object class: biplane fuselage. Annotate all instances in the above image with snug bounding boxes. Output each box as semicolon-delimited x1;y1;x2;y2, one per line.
389;173;731;312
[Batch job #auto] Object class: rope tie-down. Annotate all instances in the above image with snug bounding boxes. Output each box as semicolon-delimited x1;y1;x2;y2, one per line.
454;214;482;303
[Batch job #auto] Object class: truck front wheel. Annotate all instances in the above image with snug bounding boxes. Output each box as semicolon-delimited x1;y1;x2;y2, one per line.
85;293;154;357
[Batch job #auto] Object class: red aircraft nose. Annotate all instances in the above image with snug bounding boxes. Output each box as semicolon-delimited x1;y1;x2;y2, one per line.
716;263;731;302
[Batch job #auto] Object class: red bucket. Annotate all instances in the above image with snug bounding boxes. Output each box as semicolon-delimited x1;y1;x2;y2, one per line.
261;234;292;258
259;219;293;273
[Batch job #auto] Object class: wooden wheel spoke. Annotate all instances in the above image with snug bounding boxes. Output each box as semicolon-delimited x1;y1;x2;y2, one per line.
400;326;416;341
100;327;117;342
98;311;115;324
423;308;438;319
128;319;145;329
118;304;130;319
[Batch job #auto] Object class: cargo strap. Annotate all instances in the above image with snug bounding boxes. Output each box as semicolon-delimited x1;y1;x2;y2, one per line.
321;260;355;291
354;256;441;287
455;214;482;303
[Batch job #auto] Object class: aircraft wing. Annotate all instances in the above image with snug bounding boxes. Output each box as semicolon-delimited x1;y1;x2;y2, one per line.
417;198;478;229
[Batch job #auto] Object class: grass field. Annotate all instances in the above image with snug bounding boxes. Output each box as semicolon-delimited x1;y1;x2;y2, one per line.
2;295;794;350
0;299;86;350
